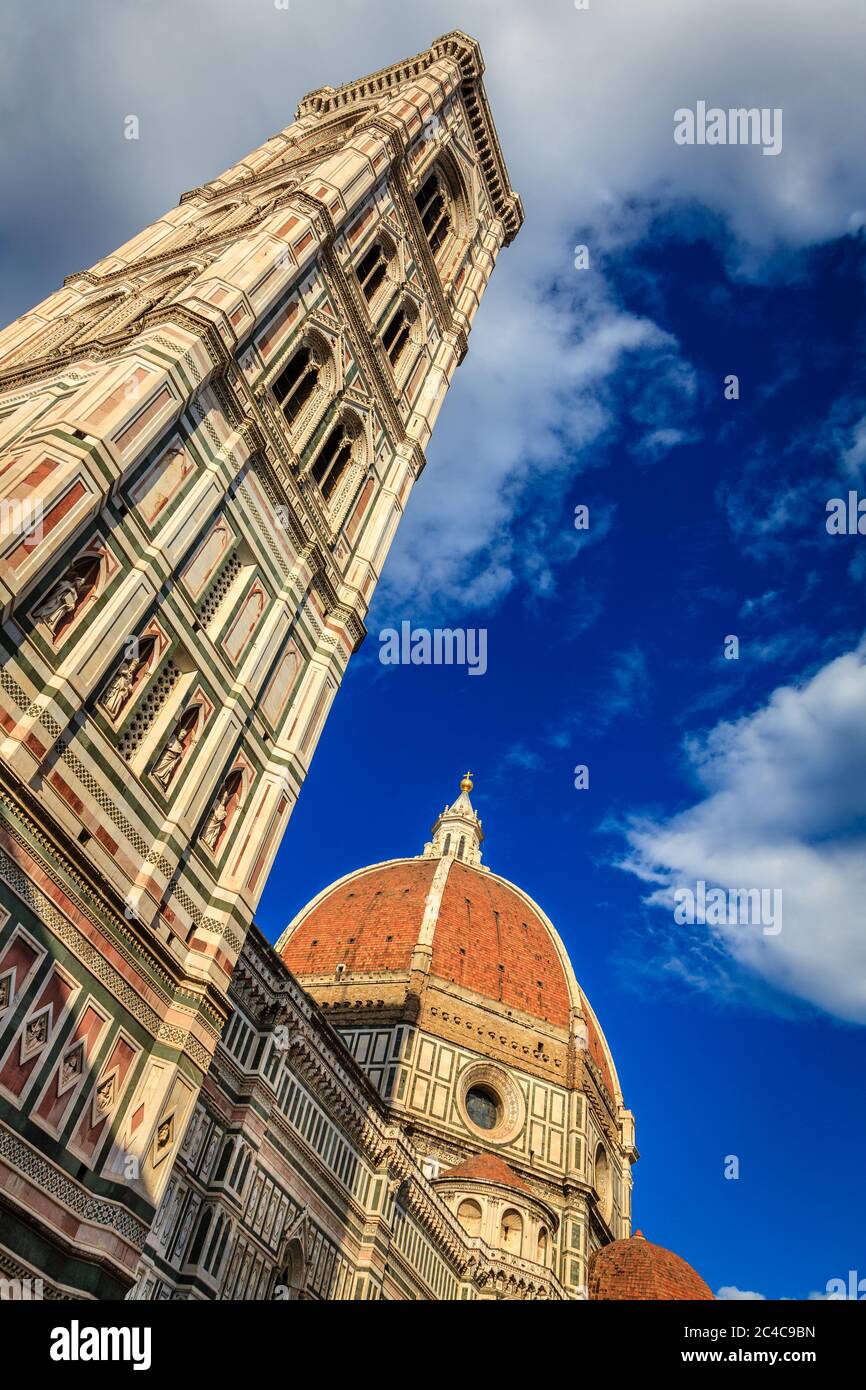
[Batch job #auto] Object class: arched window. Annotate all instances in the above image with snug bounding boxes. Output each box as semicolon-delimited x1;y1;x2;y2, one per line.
380;305;413;370
356;241;389;302
442;833;451;856
414;168;452;258
500;1209;523;1256
273;1238;305;1301
536;1228;548;1266
272;344;320;428
457;835;466;860
309;418;355;501
456;1199;482;1238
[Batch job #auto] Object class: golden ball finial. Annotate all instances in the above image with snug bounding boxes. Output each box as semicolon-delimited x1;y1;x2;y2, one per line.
460;770;474;794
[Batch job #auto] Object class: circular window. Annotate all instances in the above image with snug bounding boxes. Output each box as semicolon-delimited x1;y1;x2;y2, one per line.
465;1085;500;1131
457;1062;526;1144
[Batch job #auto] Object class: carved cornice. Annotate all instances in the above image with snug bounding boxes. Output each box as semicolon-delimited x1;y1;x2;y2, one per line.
432;35;523;244
295;31;523;246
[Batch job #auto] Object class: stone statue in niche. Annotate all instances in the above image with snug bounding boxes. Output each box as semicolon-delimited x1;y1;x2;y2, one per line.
100;637;156;720
152;732;185;790
32;573;87;636
201;789;229;851
201;769;241;852
152;706;199;791
32;556;101;639
101;655;142;718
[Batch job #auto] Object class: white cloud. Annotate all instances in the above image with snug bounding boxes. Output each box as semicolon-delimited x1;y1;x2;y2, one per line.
5;1;864;613
840;416;866;479
740;590;780;618
618;642;866;1023
716;1286;766;1300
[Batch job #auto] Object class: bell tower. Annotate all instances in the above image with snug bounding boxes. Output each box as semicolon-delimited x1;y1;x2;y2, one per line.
0;34;521;1295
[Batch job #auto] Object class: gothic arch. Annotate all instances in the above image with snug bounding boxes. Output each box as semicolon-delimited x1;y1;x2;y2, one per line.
354;228;400;311
305;404;367;510
380;293;422;379
271;328;337;448
273;1237;306;1301
411;148;476;283
200;764;246;857
30;551;103;645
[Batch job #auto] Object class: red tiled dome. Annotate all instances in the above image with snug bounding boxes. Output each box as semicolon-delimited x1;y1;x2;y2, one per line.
278;859;435;977
438;1153;530;1193
278;856;574;1029
589;1233;714;1301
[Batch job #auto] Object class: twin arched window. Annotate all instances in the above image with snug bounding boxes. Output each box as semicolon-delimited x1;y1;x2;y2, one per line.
356;241;389;302
270;338;363;510
414;168;452;259
272;344;320;426
381;305;413;370
309;419;356;501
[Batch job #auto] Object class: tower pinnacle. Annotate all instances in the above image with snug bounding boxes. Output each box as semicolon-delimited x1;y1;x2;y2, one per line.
422;773;486;868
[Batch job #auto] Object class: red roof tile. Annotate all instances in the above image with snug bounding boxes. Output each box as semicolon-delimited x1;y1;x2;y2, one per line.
589;1234;714;1300
438;1152;530;1193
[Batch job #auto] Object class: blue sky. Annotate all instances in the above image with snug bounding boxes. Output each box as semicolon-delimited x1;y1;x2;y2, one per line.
3;0;865;1300
260;225;866;1300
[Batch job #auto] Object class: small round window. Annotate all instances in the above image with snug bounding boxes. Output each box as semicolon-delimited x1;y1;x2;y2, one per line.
465;1085;500;1131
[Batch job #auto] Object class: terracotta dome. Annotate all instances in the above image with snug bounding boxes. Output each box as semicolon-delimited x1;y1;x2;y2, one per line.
439;1152;531;1193
274;775;622;1102
278;856;574;1025
588;1233;714;1301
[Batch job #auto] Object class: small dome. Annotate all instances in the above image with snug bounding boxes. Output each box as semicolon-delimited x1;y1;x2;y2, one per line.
438;1153;531;1193
588;1233;714;1300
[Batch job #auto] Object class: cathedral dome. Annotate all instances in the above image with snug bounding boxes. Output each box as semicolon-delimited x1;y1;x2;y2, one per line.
588;1232;714;1300
274;775;622;1103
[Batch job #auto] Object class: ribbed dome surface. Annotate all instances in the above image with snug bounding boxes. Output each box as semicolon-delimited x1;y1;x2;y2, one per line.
279;856;574;1028
589;1234;714;1300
